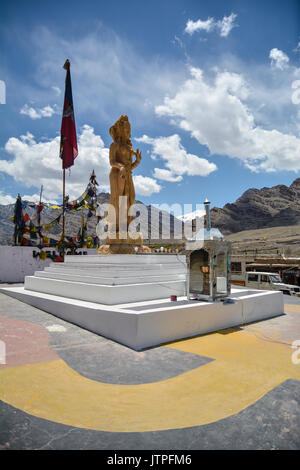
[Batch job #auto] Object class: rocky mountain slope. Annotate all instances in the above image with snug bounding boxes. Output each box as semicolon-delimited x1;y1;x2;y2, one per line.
210;178;300;235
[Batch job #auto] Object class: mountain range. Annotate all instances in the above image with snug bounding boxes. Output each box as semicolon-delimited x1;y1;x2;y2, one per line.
209;178;300;235
0;193;184;245
2;178;300;244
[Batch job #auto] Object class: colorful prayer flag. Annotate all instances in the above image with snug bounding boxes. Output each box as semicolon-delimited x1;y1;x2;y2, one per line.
23;213;30;223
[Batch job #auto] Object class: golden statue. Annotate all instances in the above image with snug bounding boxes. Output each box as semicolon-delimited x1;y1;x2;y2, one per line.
98;114;143;254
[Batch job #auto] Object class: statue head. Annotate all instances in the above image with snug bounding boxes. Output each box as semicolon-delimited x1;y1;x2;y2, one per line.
109;114;131;144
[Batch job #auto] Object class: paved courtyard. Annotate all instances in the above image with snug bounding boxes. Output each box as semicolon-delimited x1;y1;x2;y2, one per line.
0;286;299;450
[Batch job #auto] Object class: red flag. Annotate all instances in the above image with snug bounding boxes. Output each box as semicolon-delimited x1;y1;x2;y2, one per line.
60;60;78;169
23;213;30;223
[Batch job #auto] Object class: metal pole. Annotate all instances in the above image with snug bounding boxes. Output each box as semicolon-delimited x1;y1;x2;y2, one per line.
38;185;43;245
62;168;66;256
186;253;190;300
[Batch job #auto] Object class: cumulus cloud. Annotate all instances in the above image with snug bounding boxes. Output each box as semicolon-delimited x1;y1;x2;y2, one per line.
269;48;289;70
0;190;54;206
153;168;183;182
155;67;300;173
0;126;108;200
1;192;59;205
20;104;59;119
22;193;59;204
133;175;161;196
217;13;238;37
0;125;161;201
136;134;217;180
185;18;215;35
0;192;16;205
185;13;237;37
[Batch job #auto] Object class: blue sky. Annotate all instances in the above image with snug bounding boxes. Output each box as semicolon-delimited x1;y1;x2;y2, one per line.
0;0;300;214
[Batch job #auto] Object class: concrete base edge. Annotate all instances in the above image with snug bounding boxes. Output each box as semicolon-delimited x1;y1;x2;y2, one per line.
0;287;284;351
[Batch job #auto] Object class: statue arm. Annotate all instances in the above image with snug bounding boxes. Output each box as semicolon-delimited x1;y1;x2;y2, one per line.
131;148;141;170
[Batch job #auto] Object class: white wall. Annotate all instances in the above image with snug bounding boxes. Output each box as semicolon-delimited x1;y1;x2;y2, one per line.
0;246;98;283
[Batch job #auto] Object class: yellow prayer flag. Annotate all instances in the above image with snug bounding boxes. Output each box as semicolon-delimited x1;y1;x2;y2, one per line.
39;250;47;260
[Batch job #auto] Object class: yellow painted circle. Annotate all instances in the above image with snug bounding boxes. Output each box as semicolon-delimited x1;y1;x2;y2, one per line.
1;323;299;432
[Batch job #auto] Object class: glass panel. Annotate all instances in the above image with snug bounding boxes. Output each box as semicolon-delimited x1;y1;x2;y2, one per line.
269;274;282;283
190;249;210;295
215;252;227;294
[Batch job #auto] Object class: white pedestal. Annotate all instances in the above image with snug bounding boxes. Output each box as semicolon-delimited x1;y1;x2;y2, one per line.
0;254;284;350
24;254;187;304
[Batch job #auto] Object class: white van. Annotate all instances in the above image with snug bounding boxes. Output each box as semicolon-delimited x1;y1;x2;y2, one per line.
245;271;300;296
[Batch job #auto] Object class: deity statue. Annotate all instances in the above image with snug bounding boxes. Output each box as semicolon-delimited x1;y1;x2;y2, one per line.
98;114;143;254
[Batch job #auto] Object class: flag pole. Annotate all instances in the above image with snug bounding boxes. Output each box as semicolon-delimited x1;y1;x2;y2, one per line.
60;58;78;256
38;184;43;246
61;59;70;256
62;168;66;245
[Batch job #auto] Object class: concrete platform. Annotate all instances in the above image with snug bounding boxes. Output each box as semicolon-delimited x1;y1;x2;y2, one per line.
0;254;284;350
0;285;284;350
23;254;187;304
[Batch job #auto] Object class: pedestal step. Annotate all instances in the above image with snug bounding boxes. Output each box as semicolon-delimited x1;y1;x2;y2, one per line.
24;275;186;305
44;262;186;275
23;254;187;304
34;270;186;286
64;254;186;265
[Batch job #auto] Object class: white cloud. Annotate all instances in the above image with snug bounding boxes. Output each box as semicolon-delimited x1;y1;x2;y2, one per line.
136;134;217;180
0;192;59;206
20;104;59;119
185;18;215;35
25;26;187;122
217;13;238;37
0;125;161;201
269;48;289;70
153;168;183;182
185;13;237;37
0;126;109;201
22;193;59;205
0;192;16;205
51;86;61;96
155;67;300;173
133;175;162;196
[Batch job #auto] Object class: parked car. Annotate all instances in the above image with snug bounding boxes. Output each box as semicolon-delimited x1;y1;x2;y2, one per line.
243;271;300;296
